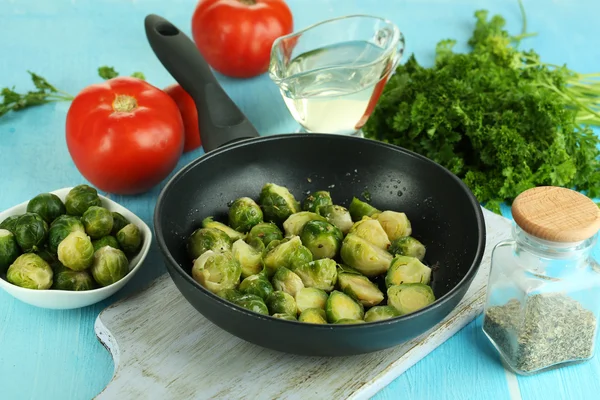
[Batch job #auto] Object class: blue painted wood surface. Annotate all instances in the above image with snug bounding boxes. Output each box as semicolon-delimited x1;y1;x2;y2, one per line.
1;0;599;399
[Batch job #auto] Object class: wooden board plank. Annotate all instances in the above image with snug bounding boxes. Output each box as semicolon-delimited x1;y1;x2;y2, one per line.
94;208;512;400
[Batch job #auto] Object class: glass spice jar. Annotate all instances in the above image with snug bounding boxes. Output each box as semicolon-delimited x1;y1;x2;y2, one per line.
482;186;600;375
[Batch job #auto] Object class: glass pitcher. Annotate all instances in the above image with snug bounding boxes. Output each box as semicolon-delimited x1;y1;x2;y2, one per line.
269;15;405;137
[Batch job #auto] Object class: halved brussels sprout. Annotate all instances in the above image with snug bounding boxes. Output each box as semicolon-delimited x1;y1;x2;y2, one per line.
92;235;121;252
300;220;343;260
266;290;298;316
26;193;66;223
295;287;329;313
191;250;242;294
317;205;353;235
14;212;48;253
272;313;297;321
389;236;426;261
258;183;301;224
385;255;432;287
65;184;101;216
288;245;313;271
0;215;20;234
48;215;85;253
53;262;95;291
0;229;21;274
340;234;394;277
272;267;305;297
116;223;142;255
263;235;303;277
364;305;400;322
334;319;366;324
82;206;114;239
387;283;436;315
348;197;380;222
238;271;273;301
246;222;283;247
293;258;337;292
302;191;333;213
57;230;95;271
228;197;263;232
337;271;384;307
110;212;130;236
233;293;269;315
187;227;232;261
232;238;264;278
348;218;390;250
325;290;364;323
282;211;327;237
298;308;327;324
374;211;412;241
6;253;53;289
202;217;246;241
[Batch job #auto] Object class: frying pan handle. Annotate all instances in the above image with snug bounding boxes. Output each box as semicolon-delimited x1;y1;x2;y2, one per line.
144;14;260;152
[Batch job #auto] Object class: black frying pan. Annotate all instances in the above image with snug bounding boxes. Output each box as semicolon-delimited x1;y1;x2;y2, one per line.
145;14;486;356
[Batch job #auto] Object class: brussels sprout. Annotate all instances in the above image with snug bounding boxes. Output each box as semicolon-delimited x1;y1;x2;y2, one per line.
90;246;129;286
228;197;263;232
295;287;329;313
53;262;95;291
14;212;48;253
233;293;269;315
272;313;297;321
82;206;114;239
116;223;142;255
202;217;246;241
389;236;426;261
92;235;121;252
6;253;53;289
272;267;305;297
110;212;130;236
57;230;95;271
364;305;400;322
0;215;20;234
191;250;242;294
325;290;364;323
232;238;264;278
266;290;298;316
263;235;304;277
374;211;412;241
48;215;85;253
334;319;366;324
65;184;102;216
238;272;274;301
187;227;232;261
302;191;333;213
349;197;380;222
26;193;66;223
385;255;432;288
246;222;283;247
317;205;353;235
293;258;337;292
387;283;436;315
217;288;243;302
348;218;391;250
282;211;327;237
0;229;21;273
340;234;394;277
300;220;343;260
34;246;57;265
298;308;328;324
337;271;384;307
288;245;314;271
258;183;301;224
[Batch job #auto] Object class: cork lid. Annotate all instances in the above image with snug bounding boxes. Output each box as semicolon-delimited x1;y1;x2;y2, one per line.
512;186;600;242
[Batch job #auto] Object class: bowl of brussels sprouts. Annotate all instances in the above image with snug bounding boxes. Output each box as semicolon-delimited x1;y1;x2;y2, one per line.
0;185;152;309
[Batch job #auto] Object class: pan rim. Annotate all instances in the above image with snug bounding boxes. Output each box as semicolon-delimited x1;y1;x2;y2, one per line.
153;133;486;330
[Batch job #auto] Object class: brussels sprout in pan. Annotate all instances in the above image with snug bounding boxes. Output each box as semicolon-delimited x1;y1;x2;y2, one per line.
340;234;394;277
6;253;53;290
0;215;20;234
272;266;305;297
325;290;364;323
217;288;243;302
92;235;121;252
65;184;102;216
258;183;301;224
53;262;96;291
233;293;269;315
228;197;263;232
364;306;401;322
387;283;436;315
26;193;66;224
348;197;380;222
288;245;313;271
111;212;130;236
334;319;366;324
202;217;246;241
13;212;48;253
57;230;95;271
263;235;304;277
302;191;333;213
266;290;298;316
187;227;232;261
116;223;142;255
348;218;390;250
82;206;114;239
374;211;412;241
282;211;326;237
238;271;274;301
298;308;327;324
191;250;242;294
272;313;297;321
90;246;130;287
295;287;329;313
293;258;337;292
246;222;283;247
300;220;343;260
337;271;384;307
0;229;21;273
385;255;432;288
232;238;264;278
389;236;426;261
48;215;85;253
317;205;353;235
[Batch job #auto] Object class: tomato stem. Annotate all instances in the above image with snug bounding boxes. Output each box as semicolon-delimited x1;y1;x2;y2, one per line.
238;0;256;5
112;94;138;113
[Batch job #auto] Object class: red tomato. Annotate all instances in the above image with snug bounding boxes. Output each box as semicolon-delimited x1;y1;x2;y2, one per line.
65;77;185;195
191;0;294;78
163;84;201;153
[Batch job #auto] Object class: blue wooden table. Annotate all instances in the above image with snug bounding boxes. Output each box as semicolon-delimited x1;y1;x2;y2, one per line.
1;0;599;399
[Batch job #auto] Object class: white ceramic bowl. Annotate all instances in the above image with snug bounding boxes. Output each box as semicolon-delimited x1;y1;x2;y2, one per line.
0;187;152;310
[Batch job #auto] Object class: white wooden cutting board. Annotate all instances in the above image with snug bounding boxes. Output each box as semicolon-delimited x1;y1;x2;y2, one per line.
94;208;512;400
